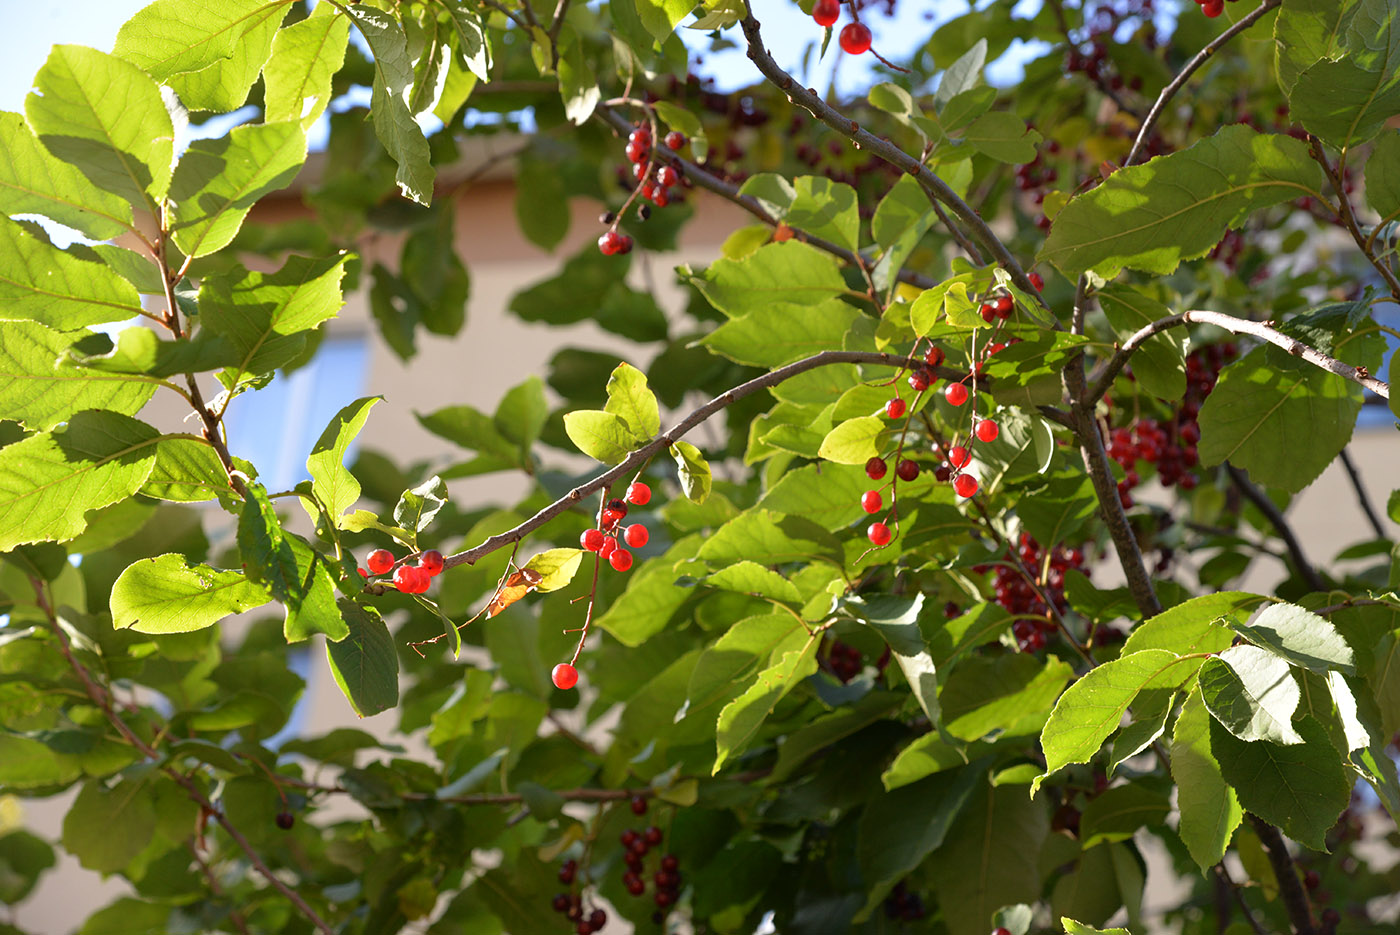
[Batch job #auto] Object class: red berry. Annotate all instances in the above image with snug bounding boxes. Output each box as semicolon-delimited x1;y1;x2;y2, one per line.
654;891;673;907
419;549;443;576
615;233;634;255
393;565;423;593
599;536;618;560
357;567;368;579
630;794;648;815
661;854;679;871
945;383;969;406
949;446;971;468
367;549;394;575
813;0;840;27
908;368;931;392
1202;0;1223;15
656;165;679;187
626;481;651;505
865;456;887;480
994;295;1014;318
1028;272;1044;291
598;230;624;255
896;459;919;482
624;524;649;548
976;419;1000;443
954;473;979;498
664;131;686;151
651;187;670;208
558;860;577;884
994;929;1012;935
839;22;871;54
581;528;605;551
867;522;891;546
588;909;607;931
885;397;907;419
610;548;634;571
552;663;579;690
275;810;294;830
925;345;945;367
861;490;883;514
644;826;663;845
625;875;645;896
552;894;571;913
980;303;995;323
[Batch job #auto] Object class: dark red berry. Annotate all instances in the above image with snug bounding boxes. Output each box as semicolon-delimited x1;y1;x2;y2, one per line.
654;890;674;907
660;854;679;871
908;368;931;392
630;794;648;815
656;165;679;187
861;490;882;514
367;548;393;575
865;456;887;480
558;859;577;884
419;549;443;576
839;22;871;54
626;875;646;896
275;811;294;830
644;826;663;845
896;459;919;482
588;909;606;931
552;893;571;913
664;131;686;151
552;663;579;691
924;345;945;367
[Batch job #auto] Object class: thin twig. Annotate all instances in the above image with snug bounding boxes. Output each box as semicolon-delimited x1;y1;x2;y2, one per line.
1125;0;1282;167
1227;465;1327;592
1087;309;1391;403
189;845;253;935
1214;862;1267;935
1338;448;1387;539
924;189;985;265
1248;814;1317;935
1309;134;1400;302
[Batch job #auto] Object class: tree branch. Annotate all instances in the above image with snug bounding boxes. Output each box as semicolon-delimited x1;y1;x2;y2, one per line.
736;12;1050;310
1308;134;1400;303
1087;309;1391;403
28;578;336;935
1227;464;1327;592
1338;447;1388;539
1125;0;1282;167
1248;814;1317;935
592;104;936;290
442;351;942;571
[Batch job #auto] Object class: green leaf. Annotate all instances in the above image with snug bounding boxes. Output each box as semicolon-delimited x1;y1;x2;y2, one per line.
141;437;233;502
871;175;936;290
564;409;639;464
927;783;1048;935
855;765;989;921
1062;921;1129;935
1274;0;1354;94
25;45;173;208
443;1;492;79
284;535;348;643
1366;129;1400;221
394;475;448;535
0;830;55;904
307;397;381;524
653;100;707;160
0;111;132;239
842;594;942;726
935;38;987;107
713;630;819;772
701;299;860;368
63;326;237;377
111;552;269;633
346;6;435;205
0;411;160;551
940;653;1074;742
769;691;906;782
635;0;693;42
0;734;82;789
684;613;804;726
1036;649;1195;792
1231;602;1356;674
604;362;660;439
1209;715;1352;851
419;403;519;464
114;0;271;80
1016;472;1097;550
1292;57;1400;150
62;778;155;873
514;154;569;250
1122;591;1261;656
690;241;849;318
236;482;302;607
0;322;156;430
169;121;307;258
557;29;599;125
697;510;842;566
521;548;583;592
784;176;861;253
1098;286;1186;400
1172;686;1242;872
263;4;351;128
963;110;1042;163
757;462;867;531
1199;647;1304;745
163;5;284;113
1079;782;1170;848
818;416;886;465
199;253;351;382
701;561;802;604
670;439;712;504
325;600;399;717
1198;340;1362;493
0;216;145;330
1039;127;1322;278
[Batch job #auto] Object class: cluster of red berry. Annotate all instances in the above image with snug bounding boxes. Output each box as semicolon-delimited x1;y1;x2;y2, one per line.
1108;342;1236;506
825;639;865;683
599;124;690;256
551;860;608;934
985;534;1087;652
619;812;683;915
882;879;927;922
810;0;873;55
361;547;443;594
